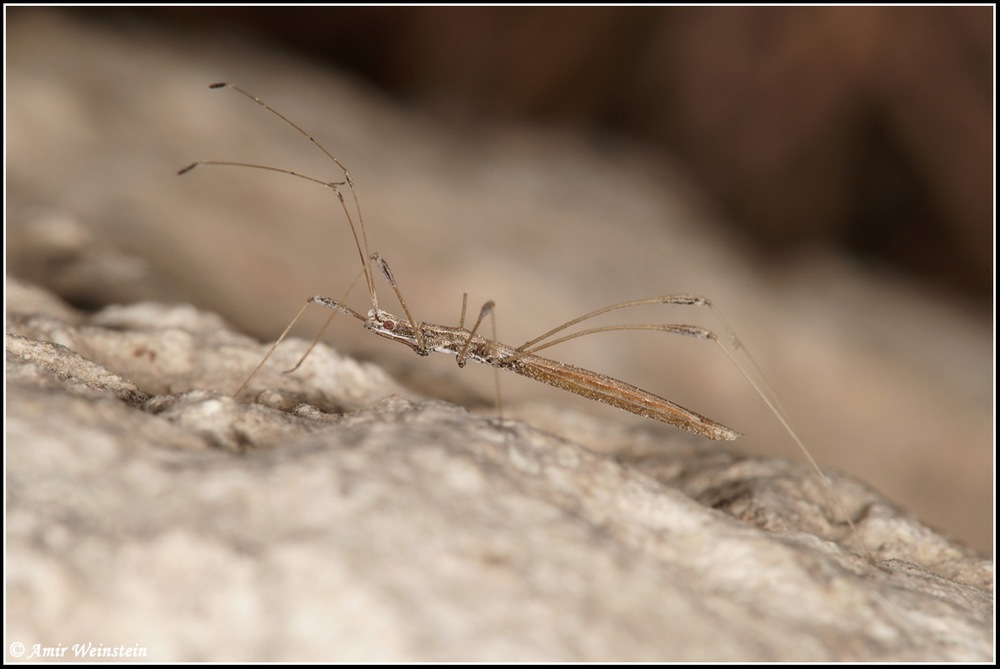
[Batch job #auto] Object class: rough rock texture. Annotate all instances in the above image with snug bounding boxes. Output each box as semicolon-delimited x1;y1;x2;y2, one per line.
5;279;993;661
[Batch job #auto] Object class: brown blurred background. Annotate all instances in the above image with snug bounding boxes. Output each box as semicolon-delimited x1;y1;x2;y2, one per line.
6;7;993;554
118;6;993;301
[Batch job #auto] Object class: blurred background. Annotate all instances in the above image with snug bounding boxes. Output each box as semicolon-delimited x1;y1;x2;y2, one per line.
6;7;993;553
127;6;994;301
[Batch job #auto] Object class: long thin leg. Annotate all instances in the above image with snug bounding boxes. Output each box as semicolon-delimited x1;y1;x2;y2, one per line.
283;263;367;375
457;301;495;367
706;307;876;562
515;296;875;562
233;298;314;399
233;296;366;398
516;295;710;352
371;253;425;350
456;298;504;420
488;304;503;421
459;293;469;329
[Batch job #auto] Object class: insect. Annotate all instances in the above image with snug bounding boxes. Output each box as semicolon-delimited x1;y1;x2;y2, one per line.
180;82;873;559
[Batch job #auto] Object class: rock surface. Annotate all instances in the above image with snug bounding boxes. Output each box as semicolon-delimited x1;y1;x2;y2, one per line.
6;280;993;661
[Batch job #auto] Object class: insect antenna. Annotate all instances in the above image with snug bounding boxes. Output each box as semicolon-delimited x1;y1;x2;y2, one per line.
181;82;379;312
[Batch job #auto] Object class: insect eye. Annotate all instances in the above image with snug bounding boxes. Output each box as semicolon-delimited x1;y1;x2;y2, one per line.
383;320;395;330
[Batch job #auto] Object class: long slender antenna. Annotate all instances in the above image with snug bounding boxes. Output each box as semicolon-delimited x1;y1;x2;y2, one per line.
205;82;378;310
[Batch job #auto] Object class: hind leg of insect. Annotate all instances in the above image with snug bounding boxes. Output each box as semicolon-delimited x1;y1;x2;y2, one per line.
511;294;876;562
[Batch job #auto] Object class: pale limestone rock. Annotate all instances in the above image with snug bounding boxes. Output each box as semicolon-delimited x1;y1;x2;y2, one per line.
5;281;992;661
